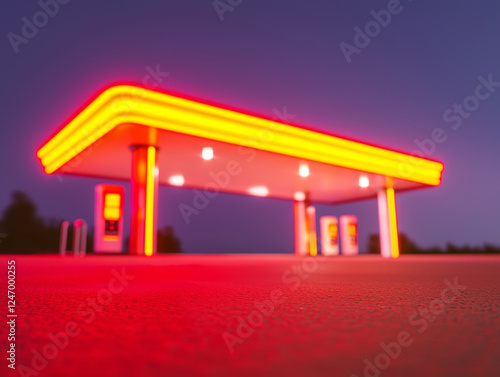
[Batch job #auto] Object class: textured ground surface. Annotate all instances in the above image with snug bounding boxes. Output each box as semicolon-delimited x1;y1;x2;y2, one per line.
1;254;499;377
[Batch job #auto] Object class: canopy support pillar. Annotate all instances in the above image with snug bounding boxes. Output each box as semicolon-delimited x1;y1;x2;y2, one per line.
377;183;400;258
294;197;317;256
130;145;158;256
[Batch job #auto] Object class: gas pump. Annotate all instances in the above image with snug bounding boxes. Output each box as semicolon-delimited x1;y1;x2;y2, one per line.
320;216;339;256
340;215;359;255
94;184;124;253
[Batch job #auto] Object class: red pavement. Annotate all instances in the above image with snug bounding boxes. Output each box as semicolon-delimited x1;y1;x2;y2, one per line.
1;254;499;377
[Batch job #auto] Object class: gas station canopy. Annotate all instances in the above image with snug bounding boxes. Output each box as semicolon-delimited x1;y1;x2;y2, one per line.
37;84;443;204
37;84;444;257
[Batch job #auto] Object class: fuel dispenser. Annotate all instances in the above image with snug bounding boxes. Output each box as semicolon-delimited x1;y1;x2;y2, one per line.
340;215;359;255
320;216;339;256
94;184;124;253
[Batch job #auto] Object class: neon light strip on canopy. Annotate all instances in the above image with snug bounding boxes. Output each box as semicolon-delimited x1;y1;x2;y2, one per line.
37;85;444;186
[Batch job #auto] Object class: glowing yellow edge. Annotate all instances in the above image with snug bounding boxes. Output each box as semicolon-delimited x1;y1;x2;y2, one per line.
38;85;444;185
37;86;123;158
144;146;155;257
309;232;318;257
387;187;400;258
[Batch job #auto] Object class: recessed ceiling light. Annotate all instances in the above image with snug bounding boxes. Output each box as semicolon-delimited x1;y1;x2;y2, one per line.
248;186;269;197
299;163;309;177
294;191;306;201
168;174;185;186
359;175;369;188
202;147;214;160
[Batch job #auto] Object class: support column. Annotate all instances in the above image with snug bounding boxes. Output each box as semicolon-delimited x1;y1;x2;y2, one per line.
306;205;318;256
294;200;307;256
377;185;400;258
130;145;158;256
294;196;317;256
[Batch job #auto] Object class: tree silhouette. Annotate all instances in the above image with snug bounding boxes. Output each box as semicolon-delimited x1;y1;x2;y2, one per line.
367;233;500;254
124;226;183;253
367;234;380;254
368;233;426;254
0;191;46;252
157;226;182;253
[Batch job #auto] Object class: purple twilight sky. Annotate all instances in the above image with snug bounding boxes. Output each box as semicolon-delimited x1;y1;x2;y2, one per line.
1;0;499;253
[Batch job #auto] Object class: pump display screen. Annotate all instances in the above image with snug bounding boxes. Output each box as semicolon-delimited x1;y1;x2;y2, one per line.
328;223;338;245
95;184;125;253
103;193;121;221
348;223;357;246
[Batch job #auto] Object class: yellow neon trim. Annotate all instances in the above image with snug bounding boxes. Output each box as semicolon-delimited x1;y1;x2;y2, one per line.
106;88;442;170
44;111;441;185
37;85;444;186
144;146;155;257
42;115;127;174
129;103;443;180
387;187;400;258
37;86;124;159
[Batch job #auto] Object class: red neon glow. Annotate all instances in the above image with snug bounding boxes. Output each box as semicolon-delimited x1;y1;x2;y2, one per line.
36;84;444;187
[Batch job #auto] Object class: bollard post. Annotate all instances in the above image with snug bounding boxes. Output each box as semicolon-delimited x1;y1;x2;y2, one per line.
73;219;87;257
59;221;70;256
